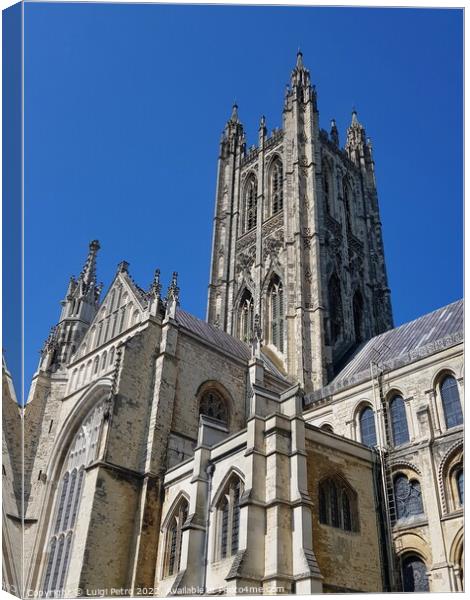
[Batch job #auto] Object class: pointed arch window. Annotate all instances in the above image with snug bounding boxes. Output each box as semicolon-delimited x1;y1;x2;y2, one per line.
394;474;424;520
457;470;464;506
390;395;410;447
199;389;228;424
163;499;188;578
440;375;463;429
322;162;332;215
238;290;254;344
359;406;377;448
318;477;357;532
268;276;284;352
352;290;363;343
217;476;243;560
269;158;283;215
328;273;343;345
41;402;105;594
244;176;257;232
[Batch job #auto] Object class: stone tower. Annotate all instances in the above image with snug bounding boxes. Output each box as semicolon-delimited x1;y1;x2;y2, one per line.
207;52;393;392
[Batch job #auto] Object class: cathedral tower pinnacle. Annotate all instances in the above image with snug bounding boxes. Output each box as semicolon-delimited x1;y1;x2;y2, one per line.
39;240;102;372
207;53;393;391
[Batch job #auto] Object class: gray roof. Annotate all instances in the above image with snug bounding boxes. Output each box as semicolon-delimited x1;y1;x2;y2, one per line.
176;309;289;382
305;299;463;405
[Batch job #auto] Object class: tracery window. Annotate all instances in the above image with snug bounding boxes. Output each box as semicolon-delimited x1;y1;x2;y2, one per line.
199;390;228;423
359;406;377;447
41;402;105;594
238;290;254;344
318;477;357;532
352;290;363;343
394;474;424;521
440;375;463;429
163;499;188;578
244;176;257;232
328;273;342;345
457;469;464;506
269;159;283;215
268;276;284;352
390;395;410;447
401;555;429;592
217;476;242;559
322;162;332;215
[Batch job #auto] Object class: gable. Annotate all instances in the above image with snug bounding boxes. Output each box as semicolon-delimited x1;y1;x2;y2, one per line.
73;273;146;359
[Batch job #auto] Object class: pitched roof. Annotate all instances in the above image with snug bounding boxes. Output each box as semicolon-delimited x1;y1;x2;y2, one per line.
175;309;289;382
305;299;463;405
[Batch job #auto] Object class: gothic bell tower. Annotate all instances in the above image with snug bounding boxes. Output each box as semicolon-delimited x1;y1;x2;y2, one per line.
207;52;393;392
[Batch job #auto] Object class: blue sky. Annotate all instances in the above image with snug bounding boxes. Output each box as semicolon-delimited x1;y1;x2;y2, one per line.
18;3;463;395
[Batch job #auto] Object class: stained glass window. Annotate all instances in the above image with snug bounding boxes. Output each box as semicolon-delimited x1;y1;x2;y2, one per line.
359;407;377;447
440;376;463;429
394;475;424;520
390;396;410;446
402;555;429;592
41;402;105;594
218;476;243;559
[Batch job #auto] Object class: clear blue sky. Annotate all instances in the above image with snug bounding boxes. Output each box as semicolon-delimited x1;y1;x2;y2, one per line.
18;2;463;395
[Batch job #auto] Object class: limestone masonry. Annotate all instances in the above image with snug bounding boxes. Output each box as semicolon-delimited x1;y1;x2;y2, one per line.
2;53;463;596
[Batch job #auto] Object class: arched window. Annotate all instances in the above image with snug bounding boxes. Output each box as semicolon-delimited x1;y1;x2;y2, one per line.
41;402;105;594
401;555;429;592
318;477;357;532
390;395;410;446
359;406;377;447
322;162;332;215
238;290;254;344
352;290;363;343
217;476;243;559
269;159;283;215
328;273;342;345
394;474;424;520
268;276;284;352
163;500;188;578
440;375;463;429
320;424;334;433
457;470;464;506
244;176;257;232
199;389;228;423
343;180;352;232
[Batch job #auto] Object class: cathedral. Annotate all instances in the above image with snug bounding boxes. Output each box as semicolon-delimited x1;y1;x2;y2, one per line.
2;52;463;596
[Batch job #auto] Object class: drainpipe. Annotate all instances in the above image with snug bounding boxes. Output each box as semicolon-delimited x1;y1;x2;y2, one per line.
202;463;215;594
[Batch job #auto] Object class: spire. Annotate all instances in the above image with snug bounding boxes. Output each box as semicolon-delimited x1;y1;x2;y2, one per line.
289;49;312;98
230;102;239;123
79;239;100;287
351;107;359;126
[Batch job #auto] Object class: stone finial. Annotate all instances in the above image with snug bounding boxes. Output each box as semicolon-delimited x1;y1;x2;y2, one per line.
165;271;180;319
149;268;162;297
117;260;129;274
148;268;163;317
